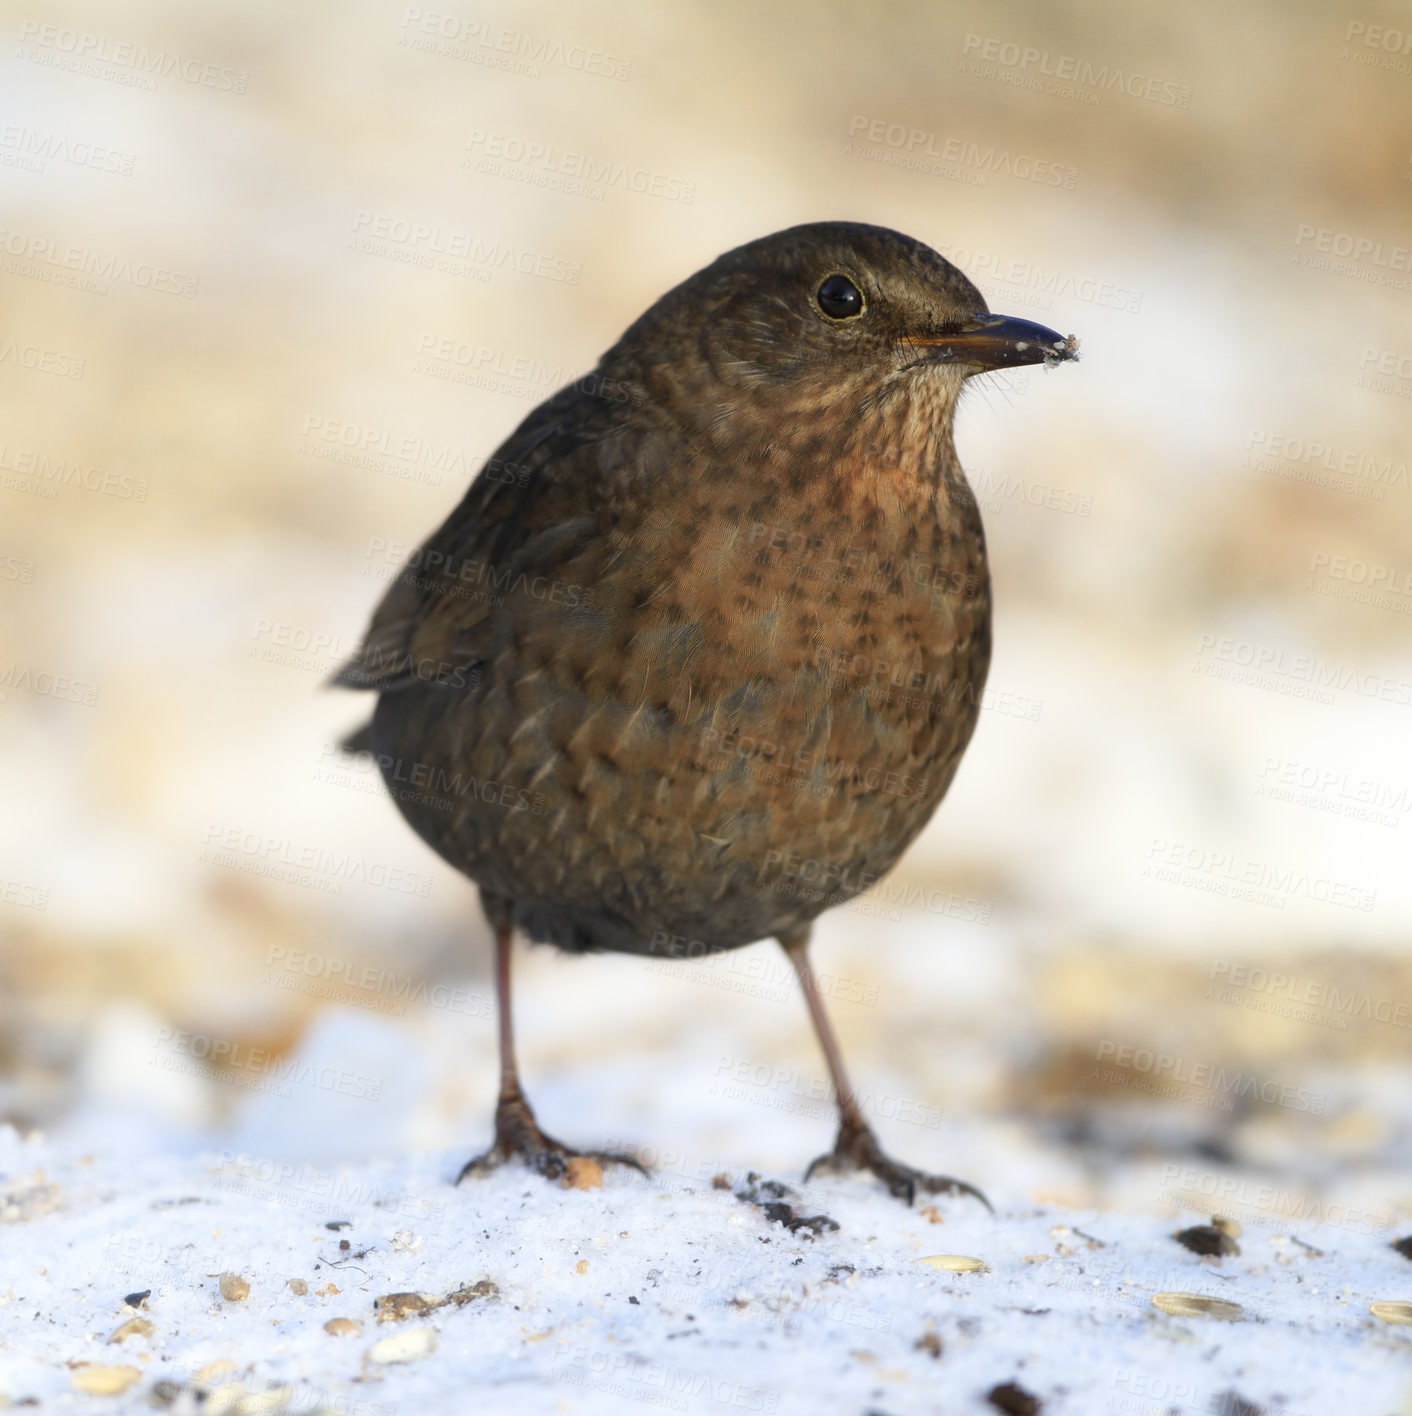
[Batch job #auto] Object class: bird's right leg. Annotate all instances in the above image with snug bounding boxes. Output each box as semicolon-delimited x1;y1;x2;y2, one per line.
456;912;644;1185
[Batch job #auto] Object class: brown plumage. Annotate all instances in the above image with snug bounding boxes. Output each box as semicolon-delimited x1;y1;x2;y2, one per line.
333;221;1078;1202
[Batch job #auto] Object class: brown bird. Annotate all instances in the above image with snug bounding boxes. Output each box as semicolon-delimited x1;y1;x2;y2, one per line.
333;221;1078;1205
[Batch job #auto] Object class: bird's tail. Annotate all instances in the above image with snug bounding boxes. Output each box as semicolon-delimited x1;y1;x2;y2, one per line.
339;721;375;755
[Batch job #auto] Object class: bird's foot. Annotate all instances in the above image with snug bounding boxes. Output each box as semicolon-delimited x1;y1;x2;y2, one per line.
804;1118;992;1211
455;1092;647;1185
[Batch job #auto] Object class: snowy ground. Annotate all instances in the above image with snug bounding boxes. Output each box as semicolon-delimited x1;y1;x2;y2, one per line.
5;906;1412;1415
3;1111;1411;1416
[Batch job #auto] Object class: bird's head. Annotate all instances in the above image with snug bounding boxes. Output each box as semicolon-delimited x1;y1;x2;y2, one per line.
606;221;1078;445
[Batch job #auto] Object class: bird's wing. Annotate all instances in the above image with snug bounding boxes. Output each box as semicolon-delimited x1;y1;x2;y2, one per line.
329;385;616;697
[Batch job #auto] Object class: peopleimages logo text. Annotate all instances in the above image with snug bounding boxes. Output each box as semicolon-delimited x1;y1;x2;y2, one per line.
960;33;1191;106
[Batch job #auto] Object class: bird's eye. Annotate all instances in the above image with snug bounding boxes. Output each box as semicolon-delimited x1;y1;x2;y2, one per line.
816;274;864;320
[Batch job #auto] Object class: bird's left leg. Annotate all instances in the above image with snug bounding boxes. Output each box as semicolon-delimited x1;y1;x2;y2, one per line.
779;928;990;1210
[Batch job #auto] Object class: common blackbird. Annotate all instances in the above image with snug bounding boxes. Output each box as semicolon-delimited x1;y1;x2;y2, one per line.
333;221;1078;1205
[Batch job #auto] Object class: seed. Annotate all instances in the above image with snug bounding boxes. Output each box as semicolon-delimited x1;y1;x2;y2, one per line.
1369;1300;1412;1325
917;1254;988;1273
367;1327;438;1364
1151;1292;1244;1321
71;1365;141;1395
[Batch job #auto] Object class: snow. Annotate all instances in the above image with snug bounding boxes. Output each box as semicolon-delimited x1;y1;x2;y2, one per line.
3;1108;1410;1415
3;911;1410;1413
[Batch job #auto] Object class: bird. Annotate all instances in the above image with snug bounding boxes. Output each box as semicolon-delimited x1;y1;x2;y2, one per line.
332;221;1078;1205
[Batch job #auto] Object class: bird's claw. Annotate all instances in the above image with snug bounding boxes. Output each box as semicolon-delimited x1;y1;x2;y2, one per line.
804;1120;991;1211
455;1093;647;1185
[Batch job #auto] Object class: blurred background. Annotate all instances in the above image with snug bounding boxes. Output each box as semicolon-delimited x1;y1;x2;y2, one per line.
2;0;1409;1226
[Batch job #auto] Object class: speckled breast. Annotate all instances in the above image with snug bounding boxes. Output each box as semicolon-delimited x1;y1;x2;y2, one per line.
372;464;992;957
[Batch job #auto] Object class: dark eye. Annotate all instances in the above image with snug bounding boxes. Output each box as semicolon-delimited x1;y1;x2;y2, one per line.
816;274;864;320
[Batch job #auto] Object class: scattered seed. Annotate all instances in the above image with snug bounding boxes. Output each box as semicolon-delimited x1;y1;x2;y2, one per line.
914;1331;943;1359
288;1278;308;1296
987;1379;1041;1414
1151;1292;1245;1321
563;1157;603;1190
443;1280;498;1307
1369;1300;1412;1325
374;1292;433;1323
1173;1225;1240;1258
71;1365;141;1396
121;1290;150;1309
918;1255;988;1273
366;1327;438;1364
218;1272;250;1302
325;1317;361;1337
106;1316;154;1344
733;1174;838;1237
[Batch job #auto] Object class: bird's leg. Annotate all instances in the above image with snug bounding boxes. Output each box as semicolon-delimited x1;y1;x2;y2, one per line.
780;929;990;1210
456;923;645;1184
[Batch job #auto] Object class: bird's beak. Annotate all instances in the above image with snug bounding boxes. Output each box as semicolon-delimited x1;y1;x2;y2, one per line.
900;314;1080;372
